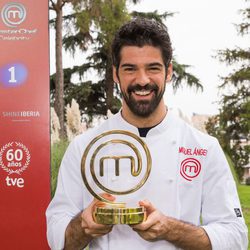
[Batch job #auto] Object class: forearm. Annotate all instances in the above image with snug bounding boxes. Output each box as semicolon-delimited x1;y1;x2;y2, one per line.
164;216;211;250
64;213;92;250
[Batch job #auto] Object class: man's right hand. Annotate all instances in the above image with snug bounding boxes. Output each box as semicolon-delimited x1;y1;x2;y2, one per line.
64;193;115;250
81;193;115;239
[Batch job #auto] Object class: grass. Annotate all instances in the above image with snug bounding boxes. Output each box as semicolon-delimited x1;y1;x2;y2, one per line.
51;140;69;197
238;184;250;249
226;154;250;249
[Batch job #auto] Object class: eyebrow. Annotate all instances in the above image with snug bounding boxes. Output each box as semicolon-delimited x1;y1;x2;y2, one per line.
120;63;136;68
120;62;164;68
147;62;164;67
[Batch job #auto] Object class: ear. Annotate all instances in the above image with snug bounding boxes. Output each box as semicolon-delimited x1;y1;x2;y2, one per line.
113;66;119;84
166;63;173;82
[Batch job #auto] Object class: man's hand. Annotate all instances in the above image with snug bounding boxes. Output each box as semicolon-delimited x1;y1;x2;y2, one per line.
131;199;168;241
81;193;115;239
64;193;115;250
131;200;212;250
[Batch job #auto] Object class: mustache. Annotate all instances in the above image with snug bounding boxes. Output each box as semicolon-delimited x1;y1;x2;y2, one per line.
127;83;159;93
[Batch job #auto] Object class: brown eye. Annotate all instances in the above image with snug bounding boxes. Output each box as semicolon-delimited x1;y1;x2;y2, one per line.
147;63;163;73
148;67;161;72
125;67;134;71
124;67;136;73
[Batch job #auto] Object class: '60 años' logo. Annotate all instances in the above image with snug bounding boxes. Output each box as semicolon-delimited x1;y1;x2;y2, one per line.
0;142;30;175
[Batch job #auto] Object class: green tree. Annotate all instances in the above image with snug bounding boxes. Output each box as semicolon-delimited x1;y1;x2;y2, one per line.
51;0;131;118
206;2;250;180
50;0;74;138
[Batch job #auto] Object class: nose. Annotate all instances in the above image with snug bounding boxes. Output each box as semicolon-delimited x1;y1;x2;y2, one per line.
135;69;150;85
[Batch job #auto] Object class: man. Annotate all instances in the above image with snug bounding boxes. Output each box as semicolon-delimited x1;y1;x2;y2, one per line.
46;18;248;250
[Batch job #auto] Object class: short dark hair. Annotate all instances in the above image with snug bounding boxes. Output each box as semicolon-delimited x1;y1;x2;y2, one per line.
111;17;172;70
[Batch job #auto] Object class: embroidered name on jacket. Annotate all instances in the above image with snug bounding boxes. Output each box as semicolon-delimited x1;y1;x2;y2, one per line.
179;147;207;156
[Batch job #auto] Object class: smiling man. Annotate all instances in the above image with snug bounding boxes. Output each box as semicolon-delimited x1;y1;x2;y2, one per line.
46;18;248;250
114;45;171;125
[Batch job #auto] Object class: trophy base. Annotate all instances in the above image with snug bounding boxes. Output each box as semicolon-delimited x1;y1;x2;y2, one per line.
94;206;145;225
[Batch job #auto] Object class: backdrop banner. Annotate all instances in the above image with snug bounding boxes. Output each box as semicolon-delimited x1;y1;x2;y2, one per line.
0;1;50;249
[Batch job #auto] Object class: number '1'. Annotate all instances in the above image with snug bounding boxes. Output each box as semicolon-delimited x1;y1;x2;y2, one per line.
8;66;17;83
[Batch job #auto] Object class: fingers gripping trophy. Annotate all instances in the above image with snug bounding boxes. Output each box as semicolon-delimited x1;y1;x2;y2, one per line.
81;130;152;225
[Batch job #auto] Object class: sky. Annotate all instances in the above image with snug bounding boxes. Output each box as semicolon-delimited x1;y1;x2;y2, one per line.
50;0;248;118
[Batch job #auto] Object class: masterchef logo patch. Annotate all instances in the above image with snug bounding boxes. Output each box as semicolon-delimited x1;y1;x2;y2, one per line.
180;158;201;181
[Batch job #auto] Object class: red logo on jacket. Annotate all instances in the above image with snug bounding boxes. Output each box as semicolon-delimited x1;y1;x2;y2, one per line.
180;158;201;181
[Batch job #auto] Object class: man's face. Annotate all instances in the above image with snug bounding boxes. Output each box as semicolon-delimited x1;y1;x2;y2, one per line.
114;45;172;117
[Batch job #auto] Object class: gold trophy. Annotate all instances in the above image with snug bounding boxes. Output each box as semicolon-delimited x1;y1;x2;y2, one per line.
81;130;152;225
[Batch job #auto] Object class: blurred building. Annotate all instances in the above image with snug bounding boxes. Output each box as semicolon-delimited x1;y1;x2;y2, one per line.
191;113;211;133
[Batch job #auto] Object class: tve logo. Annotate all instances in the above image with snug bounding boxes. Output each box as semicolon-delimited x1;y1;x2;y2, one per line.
1;2;26;28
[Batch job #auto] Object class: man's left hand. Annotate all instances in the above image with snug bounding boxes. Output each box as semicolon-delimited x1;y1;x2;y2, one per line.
131;199;169;242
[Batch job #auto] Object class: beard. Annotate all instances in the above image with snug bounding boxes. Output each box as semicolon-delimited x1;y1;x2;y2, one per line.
121;83;165;117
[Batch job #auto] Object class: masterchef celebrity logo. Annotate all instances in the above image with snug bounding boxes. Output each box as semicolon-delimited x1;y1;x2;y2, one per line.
1;2;26;28
180;158;201;181
0;2;37;40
